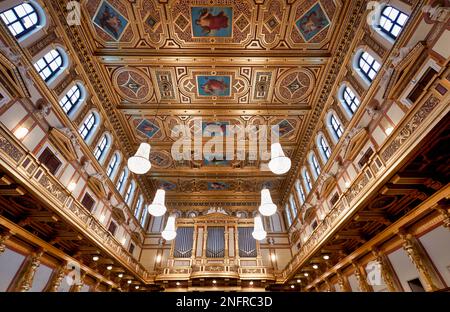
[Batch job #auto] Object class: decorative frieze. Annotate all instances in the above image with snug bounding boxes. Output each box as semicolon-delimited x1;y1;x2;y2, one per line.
0;132;25;162
381;95;440;162
53;69;79;96
361;33;387;59
27;31;59;56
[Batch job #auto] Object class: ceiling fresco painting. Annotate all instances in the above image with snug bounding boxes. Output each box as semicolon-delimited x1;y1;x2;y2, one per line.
79;0;342;206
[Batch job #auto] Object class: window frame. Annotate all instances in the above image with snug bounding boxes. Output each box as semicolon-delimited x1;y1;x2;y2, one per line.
310;153;321;179
329;113;344;140
0;3;40;39
318;135;332;162
78;112;98;142
59;84;84;116
124;181;135;205
116;168;128;193
295;179;306;205
358;51;381;83
34;49;64;82
285;203;293;228
303;168;312;193
379;6;409;40
93;134;111;163
342;86;360;115
289;194;298;218
106;152;120;179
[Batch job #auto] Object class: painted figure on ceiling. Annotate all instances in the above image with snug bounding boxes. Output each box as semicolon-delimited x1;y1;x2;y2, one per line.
299;11;326;35
195;8;229;34
99;5;122;38
200;78;229;95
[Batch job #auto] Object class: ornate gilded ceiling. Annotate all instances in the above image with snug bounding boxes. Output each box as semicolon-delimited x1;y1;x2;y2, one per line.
73;0;348;207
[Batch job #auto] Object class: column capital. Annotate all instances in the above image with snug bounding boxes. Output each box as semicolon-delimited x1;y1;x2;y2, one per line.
0;230;12;253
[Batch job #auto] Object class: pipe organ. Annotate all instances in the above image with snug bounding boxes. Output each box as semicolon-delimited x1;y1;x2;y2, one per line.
155;212;274;281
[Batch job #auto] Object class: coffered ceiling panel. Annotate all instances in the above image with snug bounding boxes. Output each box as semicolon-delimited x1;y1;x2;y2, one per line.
73;0;350;206
83;0;342;51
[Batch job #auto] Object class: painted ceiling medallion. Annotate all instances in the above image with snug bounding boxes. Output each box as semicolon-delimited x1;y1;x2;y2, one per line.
121;76;143;96
112;67;153;103
276;68;315;104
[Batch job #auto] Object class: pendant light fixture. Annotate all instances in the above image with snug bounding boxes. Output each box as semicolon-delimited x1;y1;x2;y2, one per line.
147;189;167;217
128;142;152;175
161;215;177;241
252;214;267;241
268;142;291;175
258;189;277;216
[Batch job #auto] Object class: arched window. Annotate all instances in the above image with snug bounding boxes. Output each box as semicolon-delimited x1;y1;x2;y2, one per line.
295;179;305;205
78;112;98;141
124;181;135;205
0;3;40;39
310;153;321;179
134;196;143;219
379;6;409;39
342;86;360;114
59;84;83;115
358;51;381;82
318;135;331;161
106;152;120;179
303;168;312;193
34;49;64;82
93;134;110;161
329;114;344;140
289;194;298;218
116;168;128;193
285;203;293;228
140;205;149;228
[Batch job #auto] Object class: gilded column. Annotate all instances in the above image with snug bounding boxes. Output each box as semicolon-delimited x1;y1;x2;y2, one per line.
399;232;444;291
352;262;373;292
14;250;44;292
46;265;66;292
0;231;12;253
336;270;351;292
371;249;402;292
70;271;86;292
91;279;101;292
324;278;335;292
435;206;450;231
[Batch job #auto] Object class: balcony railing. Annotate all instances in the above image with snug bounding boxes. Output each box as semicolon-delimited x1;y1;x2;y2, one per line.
0;123;152;282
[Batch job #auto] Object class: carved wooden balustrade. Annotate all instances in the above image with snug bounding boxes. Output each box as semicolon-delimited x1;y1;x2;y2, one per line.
276;92;448;283
0;123;152;283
